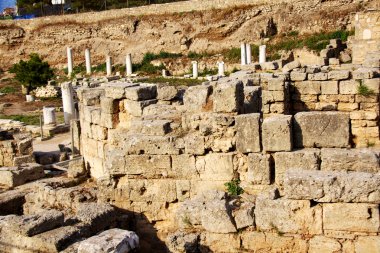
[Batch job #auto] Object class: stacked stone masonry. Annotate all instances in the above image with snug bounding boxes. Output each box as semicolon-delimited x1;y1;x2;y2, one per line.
77;51;380;251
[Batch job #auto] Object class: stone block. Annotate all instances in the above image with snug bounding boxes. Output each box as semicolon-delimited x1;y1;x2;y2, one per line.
183;85;211;112
126;179;177;202
355;236;380;253
235;114;261;153
282;60;301;73
340;80;360;94
352;68;376;79
124;155;171;177
157;85;178;101
91;124;107;140
78;229;139;253
197;153;234;181
201;200;237;233
294;81;321;95
293;112;350;148
262;115;292;152
284;169;380;203
262;90;285;103
350;111;378;120
100;97;119;114
309;236;341;253
184;133;205;155
90;108;101;124
67;157;86;178
232;202;255;229
2;210;64;236
337;102;359;111
76;202;117;234
328;70;350;80
323;203;379;233
308;72;328;81
124;99;157;117
200;233;240;252
0;164;44;188
129;120;171;136
363;78;380;93
243;86;261;113
321;148;379;173
290;72;307;81
82;89;105;106
356;94;378;103
0;190;25;215
274;149;320;185
121;135;179;155
315;102;337;111
99;113;118;129
213;81;244;113
171;155;197;179
321;81;339;94
255;194;322;234
242;153;272;185
267;79;285;91
124;85;157;101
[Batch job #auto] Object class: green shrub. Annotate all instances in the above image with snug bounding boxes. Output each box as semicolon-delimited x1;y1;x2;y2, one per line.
224;179;244;196
0;86;17;94
0;114;40;126
199;67;218;77
357;83;375;96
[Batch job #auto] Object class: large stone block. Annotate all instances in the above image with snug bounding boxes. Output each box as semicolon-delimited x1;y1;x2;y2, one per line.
100;97;119;114
99;112;119;129
293;112;350;148
355;236;380;253
124;85;157;101
262;115;292;152
235;114;261;153
339;79;360;94
284;169;380;203
294;81;321;95
323;203;379;233
184;133;205;155
274;149;320;185
78;228;139;253
124;155;171;177
121;135;179;155
171;155;198;179
321;148;379;173
243;153;272;185
255;194;322;234
0;164;44;188
183;85;211;112
243;86;261;113
309;236;341;253
197;153;234;181
125;179;177;202
200;233;240;252
213;81;244;113
328;70;350;80
157;85;178;101
124;99;157;117
129;120;171;136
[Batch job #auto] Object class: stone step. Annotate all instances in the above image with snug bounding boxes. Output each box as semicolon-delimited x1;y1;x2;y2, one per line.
0;163;45;188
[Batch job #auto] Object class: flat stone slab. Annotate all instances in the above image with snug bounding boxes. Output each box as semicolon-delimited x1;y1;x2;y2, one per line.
76;203;117;234
77;228;139;253
0;163;45;188
284;169;380;203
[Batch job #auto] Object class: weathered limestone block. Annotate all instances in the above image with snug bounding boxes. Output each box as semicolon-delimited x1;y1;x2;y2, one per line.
124;99;157;117
235;114;261;153
284;169;380;203
363;78;380;93
76;202;116;234
200;233;240;252
100;97;119;114
201;199;237;233
290;72;307;81
321;148;379;173
91;124;107;140
171;155;198;179
328;70;350;80
81;89;105;106
183;85;211;112
100;112;119;129
309;236;342;253
262;90;285;103
176;180;191;201
255;194;322;234
157;85;178;101
67;157;86;178
352;68;376;79
274;149;320;185
167;232;200;253
129;120;171;136
213;81;244;113
2;210;64;236
339;79;360;94
78;229;139;253
355;236;380;253
90;108;101;124
244;153;272;185
184;133;205;155
0;190;25;215
232;202;255;229
243;86;261;113
282;60;300;73
308;72;328;81
124;85;157;101
197;153;234;181
241;232;308;252
294;112;350;148
323;203;379;233
294;81;321;95
262;115;292;152
121;135;179;155
321;81;339;94
123;155;171;177
125;179;177;202
0;163;44;188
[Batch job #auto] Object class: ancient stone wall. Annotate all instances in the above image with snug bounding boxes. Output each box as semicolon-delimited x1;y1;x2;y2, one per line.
0;131;34;167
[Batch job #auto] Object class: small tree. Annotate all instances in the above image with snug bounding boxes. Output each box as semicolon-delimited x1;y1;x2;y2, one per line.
9;53;54;95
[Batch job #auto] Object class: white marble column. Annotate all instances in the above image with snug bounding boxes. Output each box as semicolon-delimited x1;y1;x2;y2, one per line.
61;82;75;125
126;54;133;76
241;43;247;65
67;47;73;76
43;106;56;125
192;61;198;78
162;69;167;77
246;44;252;64
218;61;225;77
259;45;267;64
85;49;91;75
106;55;112;76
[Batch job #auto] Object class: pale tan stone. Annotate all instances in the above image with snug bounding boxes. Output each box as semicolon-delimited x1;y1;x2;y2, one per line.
355;236;380;253
309;236;341;253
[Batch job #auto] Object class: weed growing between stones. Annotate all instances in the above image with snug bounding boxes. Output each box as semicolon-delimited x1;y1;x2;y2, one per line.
224;179;244;196
357;82;375;97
